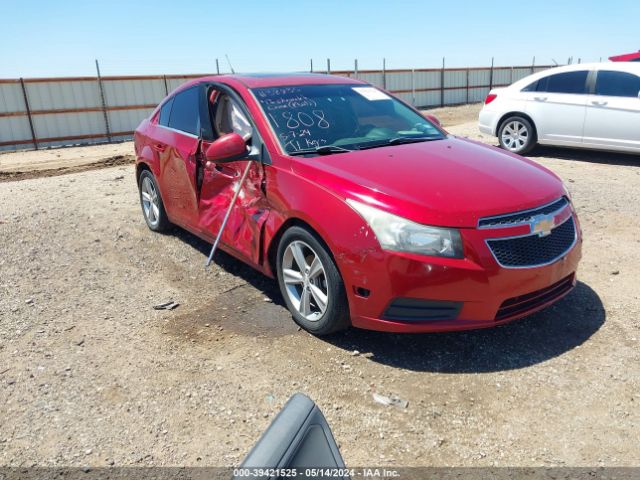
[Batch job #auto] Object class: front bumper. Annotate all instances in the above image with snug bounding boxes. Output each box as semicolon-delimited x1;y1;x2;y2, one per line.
344;214;582;333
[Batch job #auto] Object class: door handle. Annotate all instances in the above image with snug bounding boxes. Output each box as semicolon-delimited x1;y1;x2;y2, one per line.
152;142;166;152
534;96;548;102
591;100;608;106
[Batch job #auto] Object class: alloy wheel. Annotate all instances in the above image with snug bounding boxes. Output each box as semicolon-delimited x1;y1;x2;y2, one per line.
501;120;529;151
281;240;329;322
141;176;160;227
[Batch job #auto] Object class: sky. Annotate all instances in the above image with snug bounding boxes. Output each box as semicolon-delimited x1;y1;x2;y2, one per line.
1;0;638;78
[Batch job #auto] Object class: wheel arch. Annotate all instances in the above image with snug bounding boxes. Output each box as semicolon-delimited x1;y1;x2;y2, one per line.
265;216;336;279
136;162;151;185
497;111;538;140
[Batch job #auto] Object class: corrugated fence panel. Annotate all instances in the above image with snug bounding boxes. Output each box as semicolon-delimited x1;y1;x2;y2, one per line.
33;112;105;141
25;80;101;110
385;71;414;92
103;79;166;107
444;89;468;105
107;108;155;133
166;77;198;93
469;87;490;103
0;82;25;113
469;69;491;87
492;68;513;86
444;70;466;89
513;68;534;82
416;70;441;91
415;91;441;108
352;72;384;87
0;116;32;150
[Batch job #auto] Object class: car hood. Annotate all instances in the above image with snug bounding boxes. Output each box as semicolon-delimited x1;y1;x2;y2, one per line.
291;136;566;228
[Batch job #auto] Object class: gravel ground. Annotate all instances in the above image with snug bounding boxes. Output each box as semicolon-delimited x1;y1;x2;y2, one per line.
1;106;639;467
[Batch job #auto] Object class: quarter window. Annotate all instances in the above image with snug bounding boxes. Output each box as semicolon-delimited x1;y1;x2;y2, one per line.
158;97;173;126
594;70;640;97
536;71;589;94
168;87;200;135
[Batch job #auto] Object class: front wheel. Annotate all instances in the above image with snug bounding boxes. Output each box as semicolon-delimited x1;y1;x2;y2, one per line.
498;116;536;154
276;226;350;336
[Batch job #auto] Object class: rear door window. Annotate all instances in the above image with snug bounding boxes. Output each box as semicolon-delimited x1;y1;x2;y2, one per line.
594;70;640;97
168;87;200;135
158;97;173;126
536;71;589;94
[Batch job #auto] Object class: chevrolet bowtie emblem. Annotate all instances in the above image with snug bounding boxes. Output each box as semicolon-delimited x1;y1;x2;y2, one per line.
530;214;556;237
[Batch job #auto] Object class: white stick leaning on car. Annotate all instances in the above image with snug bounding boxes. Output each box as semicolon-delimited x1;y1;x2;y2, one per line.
479;62;640;155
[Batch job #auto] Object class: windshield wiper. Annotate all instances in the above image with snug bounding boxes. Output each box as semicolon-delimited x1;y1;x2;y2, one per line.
358;136;439;150
288;145;355;156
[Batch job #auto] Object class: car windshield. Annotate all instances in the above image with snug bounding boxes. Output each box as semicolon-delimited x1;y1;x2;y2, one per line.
252;84;445;155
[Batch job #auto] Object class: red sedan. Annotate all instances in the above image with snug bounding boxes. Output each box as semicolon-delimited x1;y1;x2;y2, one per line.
134;74;582;335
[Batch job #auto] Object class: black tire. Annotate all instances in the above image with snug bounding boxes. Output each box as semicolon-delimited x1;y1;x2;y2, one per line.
276;226;350;335
138;169;171;232
497;115;537;155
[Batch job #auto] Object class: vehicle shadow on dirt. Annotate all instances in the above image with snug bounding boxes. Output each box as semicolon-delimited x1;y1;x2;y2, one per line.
324;281;605;373
531;146;639;167
171;229;605;373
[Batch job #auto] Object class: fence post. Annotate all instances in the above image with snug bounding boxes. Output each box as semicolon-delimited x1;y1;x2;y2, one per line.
382;58;387;89
411;68;416;106
326;58;331;74
510;65;514;85
489;57;494;90
19;78;38;150
440;57;445;108
354;59;358;78
215;58;220;74
95;59;112;143
465;68;470;105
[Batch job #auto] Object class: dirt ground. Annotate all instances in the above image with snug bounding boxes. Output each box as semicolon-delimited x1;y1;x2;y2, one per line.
1;105;639;468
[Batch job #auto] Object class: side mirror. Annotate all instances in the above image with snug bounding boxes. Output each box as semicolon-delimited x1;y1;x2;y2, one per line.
425;114;442;127
237;393;346;476
205;133;248;163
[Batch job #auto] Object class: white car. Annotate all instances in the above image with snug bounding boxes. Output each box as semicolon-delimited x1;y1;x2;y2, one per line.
479;62;640;154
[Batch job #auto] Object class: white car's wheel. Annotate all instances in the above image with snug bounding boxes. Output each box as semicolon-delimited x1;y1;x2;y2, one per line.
498;116;536;155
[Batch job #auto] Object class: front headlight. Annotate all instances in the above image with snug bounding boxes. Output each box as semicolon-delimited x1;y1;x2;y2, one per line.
347;199;463;258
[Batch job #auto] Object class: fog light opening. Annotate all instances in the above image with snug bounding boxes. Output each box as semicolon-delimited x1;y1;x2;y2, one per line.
354;286;371;298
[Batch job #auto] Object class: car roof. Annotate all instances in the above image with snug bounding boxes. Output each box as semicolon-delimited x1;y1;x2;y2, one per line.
509;62;640;89
609;51;640;62
178;72;365;92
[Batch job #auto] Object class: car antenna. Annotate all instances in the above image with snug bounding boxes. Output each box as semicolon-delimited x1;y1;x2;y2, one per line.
225;54;236;74
551;58;559;66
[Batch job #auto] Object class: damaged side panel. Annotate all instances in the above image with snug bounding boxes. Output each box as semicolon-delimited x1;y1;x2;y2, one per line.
197;161;269;265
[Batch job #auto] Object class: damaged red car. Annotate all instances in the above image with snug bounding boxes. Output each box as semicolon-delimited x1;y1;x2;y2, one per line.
134;74;582;335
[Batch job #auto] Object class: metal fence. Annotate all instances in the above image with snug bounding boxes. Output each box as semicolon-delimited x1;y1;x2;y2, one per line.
0;64;554;152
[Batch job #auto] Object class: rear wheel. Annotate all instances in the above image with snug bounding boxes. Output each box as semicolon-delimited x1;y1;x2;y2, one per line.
498;116;536;154
276;226;350;335
138;169;171;232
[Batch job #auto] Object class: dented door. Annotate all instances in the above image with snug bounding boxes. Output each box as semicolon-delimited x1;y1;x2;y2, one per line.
197;158;269;264
154;127;200;229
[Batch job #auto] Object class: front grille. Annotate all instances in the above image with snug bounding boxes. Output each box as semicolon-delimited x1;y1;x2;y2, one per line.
495;274;574;320
478;197;568;228
487;217;576;268
382;298;462;322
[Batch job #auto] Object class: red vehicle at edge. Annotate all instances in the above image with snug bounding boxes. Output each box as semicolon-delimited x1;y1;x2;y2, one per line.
134;73;582;335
